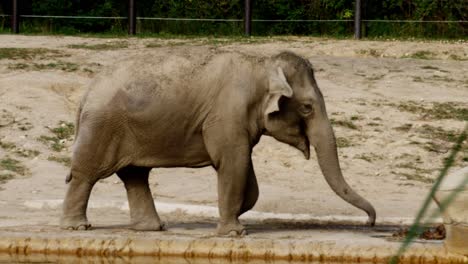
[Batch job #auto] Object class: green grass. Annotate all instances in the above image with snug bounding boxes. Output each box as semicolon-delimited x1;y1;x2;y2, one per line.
336;137;354;148
0;48;66;60
393;123;413;132
430;75;456;83
402;50;435;60
8;61;79;72
416;124;459;143
50;121;75;140
397;101;467;121
396;172;435;184
357;48;382;57
0;157;28;176
330;118;358;130
38;121;75;152
47;155;71;166
354;153;384;163
0;140;16;150
0;140;39;158
390;129;467;263
67;41;128;50
0;173;14;184
15;149;40;158
448;54;468;61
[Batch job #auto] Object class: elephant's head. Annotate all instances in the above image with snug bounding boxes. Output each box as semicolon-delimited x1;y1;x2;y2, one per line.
262;51;376;225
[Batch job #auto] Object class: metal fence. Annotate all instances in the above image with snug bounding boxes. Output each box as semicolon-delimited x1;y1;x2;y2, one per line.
3;0;467;38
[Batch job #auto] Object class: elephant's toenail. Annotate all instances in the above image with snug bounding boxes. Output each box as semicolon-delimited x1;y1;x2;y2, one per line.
240;230;247;236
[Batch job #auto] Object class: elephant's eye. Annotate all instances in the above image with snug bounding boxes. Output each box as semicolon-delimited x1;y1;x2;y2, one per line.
299;104;313;115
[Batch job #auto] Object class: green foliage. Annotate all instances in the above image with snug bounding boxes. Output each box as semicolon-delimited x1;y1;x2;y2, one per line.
390;127;467;263
67;41;128;50
0;0;466;38
0;156;28;175
38;121;75;152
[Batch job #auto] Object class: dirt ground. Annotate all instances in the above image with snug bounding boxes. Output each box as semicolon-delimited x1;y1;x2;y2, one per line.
0;35;466;231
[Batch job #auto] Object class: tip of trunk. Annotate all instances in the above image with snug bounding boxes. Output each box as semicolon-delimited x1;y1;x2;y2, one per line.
367;207;376;226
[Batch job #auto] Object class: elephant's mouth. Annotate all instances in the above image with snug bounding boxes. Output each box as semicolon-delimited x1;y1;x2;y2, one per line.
298;121;310;159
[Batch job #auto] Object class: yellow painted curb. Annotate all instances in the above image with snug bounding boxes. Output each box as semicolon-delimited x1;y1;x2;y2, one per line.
0;232;467;263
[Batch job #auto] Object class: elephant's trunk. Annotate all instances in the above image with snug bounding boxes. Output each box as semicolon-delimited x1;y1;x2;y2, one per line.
307;117;376;226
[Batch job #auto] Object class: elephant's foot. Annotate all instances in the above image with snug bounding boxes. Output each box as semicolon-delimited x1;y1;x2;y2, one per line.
217;222;247;237
60;216;92;230
131;220;166;231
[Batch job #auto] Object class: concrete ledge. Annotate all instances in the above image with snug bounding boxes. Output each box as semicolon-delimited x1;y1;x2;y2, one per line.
0;228;466;263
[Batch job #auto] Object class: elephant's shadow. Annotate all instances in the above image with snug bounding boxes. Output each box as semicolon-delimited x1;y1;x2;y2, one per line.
90;220;402;237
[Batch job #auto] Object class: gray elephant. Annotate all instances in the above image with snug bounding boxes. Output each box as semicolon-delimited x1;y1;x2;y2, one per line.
61;51;376;235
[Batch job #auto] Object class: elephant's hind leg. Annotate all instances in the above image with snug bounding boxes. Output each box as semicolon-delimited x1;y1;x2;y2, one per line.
117;166;164;231
61;173;96;230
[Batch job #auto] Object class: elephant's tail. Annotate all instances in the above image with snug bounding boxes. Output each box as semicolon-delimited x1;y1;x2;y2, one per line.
65;171;72;184
65;89;88;184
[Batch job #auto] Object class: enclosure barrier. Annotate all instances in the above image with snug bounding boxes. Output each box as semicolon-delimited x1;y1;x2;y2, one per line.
4;0;467;38
0;230;467;263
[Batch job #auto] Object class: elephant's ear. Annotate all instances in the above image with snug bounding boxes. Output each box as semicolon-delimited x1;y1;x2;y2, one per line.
265;67;293;115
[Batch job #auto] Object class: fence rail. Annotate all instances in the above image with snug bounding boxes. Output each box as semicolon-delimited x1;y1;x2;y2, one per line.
2;14;467;23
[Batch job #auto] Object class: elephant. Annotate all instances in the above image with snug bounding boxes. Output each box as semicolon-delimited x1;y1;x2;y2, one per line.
61;50;376;235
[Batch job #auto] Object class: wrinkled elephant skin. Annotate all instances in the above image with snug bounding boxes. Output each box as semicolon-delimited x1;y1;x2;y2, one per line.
61;51;376;236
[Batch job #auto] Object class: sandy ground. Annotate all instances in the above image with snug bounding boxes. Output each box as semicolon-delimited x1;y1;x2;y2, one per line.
0;35;466;232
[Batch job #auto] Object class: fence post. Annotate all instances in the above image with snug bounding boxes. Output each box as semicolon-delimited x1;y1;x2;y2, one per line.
128;0;136;35
12;0;19;33
244;0;252;36
354;0;362;39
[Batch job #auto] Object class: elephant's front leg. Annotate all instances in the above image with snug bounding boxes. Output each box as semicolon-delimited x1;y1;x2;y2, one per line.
240;166;259;216
215;148;253;236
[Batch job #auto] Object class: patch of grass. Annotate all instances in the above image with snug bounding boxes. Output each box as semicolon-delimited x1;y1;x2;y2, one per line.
431;75;455;83
336;137;354;148
0;140;16;150
394;123;413;132
397;101;467;121
330;118;358;130
0;173;14;184
415;125;466;155
0;139;40;158
367;74;386;81
448;54;468;61
412;76;424;82
38;121;75;152
15;149;40;158
417;124;458;143
38;135;63;152
393;161;434;183
403;50;435;60
50;121;75;140
396;172;435;184
0;157;28;176
0;48;66;60
354;153;384;163
67;41;128;50
357;49;382;57
47;155;71;167
8;61;79;72
145;41;188;48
